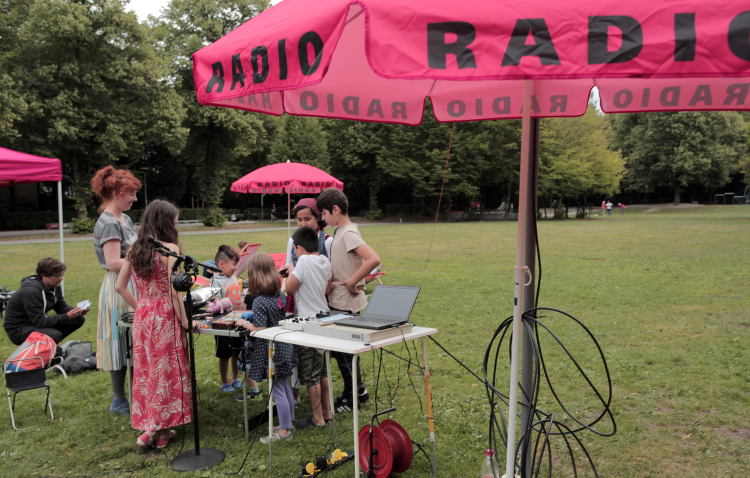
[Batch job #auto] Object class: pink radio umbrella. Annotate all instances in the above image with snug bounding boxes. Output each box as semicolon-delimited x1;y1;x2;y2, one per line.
194;1;750;476
231;160;343;238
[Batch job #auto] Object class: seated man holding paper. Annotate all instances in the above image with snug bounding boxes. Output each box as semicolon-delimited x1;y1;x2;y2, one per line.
3;257;89;345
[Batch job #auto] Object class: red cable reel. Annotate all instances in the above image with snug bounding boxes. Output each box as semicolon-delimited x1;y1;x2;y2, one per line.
358;419;413;477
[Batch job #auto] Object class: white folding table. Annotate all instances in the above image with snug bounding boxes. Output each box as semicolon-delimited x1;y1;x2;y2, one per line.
252;325;439;477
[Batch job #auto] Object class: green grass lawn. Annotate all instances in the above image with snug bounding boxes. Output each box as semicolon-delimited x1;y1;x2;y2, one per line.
0;206;748;477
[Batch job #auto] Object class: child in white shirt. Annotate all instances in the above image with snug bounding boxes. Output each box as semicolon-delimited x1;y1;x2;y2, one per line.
284;226;332;428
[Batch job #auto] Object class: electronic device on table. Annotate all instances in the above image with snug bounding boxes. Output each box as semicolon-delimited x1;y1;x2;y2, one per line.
336;285;421;330
280;313;413;343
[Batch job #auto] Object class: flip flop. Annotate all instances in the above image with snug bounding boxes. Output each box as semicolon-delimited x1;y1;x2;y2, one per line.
307;413;333;423
155;430;177;449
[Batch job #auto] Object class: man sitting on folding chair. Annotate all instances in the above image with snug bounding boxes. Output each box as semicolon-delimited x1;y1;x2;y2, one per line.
3;257;89;346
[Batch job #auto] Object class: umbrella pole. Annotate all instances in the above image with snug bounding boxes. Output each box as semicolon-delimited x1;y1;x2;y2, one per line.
505;80;535;478
58;180;65;295
287;192;291;240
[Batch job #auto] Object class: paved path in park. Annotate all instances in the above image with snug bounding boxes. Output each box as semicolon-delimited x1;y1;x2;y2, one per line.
0;223;385;246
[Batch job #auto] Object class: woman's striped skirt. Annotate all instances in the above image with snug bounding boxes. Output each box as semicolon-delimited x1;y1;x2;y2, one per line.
96;270;136;371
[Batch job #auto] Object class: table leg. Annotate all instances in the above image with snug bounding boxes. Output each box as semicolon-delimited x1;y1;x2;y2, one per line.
353;354;359;478
421;337;438;478
325;350;337;448
268;342;274;474
243;376;248;442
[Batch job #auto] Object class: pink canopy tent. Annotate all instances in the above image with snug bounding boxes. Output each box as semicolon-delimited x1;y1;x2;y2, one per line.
0;147;65;287
194;1;750;475
231;160;343;238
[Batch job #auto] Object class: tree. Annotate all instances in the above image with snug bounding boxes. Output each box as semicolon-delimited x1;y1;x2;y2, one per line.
610;111;746;205
451;119;521;214
377;101;482;216
155;0;269;209
539;106;624;215
269;115;330;170
1;0;187;218
325;120;389;212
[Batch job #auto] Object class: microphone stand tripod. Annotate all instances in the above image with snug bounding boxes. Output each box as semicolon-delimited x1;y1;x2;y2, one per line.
152;245;225;471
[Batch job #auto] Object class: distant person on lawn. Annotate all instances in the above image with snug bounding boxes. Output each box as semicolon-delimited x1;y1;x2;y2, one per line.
3;257;89;346
606;201;613;216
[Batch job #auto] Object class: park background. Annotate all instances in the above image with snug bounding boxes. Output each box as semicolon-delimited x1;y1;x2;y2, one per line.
1;0;749;230
1;1;750;477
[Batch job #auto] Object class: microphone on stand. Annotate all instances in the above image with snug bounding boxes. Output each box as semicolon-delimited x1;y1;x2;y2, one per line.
146;235;176;253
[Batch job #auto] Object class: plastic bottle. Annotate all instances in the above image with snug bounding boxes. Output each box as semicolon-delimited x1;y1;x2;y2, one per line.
481;449;500;478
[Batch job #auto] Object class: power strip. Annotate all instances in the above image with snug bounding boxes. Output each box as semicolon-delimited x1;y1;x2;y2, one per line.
281;319;305;331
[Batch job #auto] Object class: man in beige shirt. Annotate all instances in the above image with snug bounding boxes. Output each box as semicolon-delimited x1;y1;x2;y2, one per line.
317;188;380;413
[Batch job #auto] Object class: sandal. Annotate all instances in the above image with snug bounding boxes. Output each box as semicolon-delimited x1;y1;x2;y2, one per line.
136;432;155;450
230;379;243;390
155;430;177;449
297;417;328;429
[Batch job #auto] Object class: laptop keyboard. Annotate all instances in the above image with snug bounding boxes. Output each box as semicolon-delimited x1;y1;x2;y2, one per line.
352;316;397;324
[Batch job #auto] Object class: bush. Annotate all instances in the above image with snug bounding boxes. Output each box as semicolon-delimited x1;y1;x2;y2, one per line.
365;209;383;220
553;206;567;220
0;211;77;230
202;208;226;228
70;217;97;234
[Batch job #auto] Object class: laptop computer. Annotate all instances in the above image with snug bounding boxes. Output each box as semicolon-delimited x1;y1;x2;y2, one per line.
336;285;421;330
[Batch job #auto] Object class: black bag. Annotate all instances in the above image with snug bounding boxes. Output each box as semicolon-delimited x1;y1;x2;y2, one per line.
59;353;97;375
59;340;92;359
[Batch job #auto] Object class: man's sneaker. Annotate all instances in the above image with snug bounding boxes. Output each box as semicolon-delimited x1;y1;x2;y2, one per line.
333;396;357;413
358;389;370;404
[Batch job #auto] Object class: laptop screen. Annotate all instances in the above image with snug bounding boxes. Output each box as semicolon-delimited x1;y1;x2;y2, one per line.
365;285;420;319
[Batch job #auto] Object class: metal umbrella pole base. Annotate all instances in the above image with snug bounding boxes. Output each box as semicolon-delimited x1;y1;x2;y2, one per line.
172;448;225;471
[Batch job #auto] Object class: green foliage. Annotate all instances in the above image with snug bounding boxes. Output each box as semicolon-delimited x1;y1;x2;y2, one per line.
0;210;76;231
154;0;270;208
365;208;383;220
610;111;747;203
0;0;188;218
70;217;96;234
269;115;330;170
378;102;485;203
553;206;567;220
540;106;624;202
201;207;226;227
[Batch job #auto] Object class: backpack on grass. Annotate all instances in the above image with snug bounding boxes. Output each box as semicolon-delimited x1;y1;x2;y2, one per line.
5;332;57;373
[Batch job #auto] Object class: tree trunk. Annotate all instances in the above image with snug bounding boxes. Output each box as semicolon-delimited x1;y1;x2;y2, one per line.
444;193;451;222
583;194;587;219
72;159;88;220
674;186;681;206
505;178;512;220
369;182;380;211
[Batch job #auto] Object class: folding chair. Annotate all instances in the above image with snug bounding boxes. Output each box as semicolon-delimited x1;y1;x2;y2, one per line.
4;357;54;431
365;270;386;298
235;243;262;278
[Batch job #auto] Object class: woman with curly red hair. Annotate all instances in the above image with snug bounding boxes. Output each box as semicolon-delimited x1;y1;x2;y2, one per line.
91;166;141;415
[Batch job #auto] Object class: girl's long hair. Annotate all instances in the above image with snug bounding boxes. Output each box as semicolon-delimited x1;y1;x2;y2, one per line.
128;200;180;279
245;253;281;297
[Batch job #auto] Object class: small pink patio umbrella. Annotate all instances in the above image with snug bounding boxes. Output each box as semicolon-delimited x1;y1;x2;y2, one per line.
231;160;343;238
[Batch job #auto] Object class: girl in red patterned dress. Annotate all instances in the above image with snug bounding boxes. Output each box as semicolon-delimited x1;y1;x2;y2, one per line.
115;200;203;449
